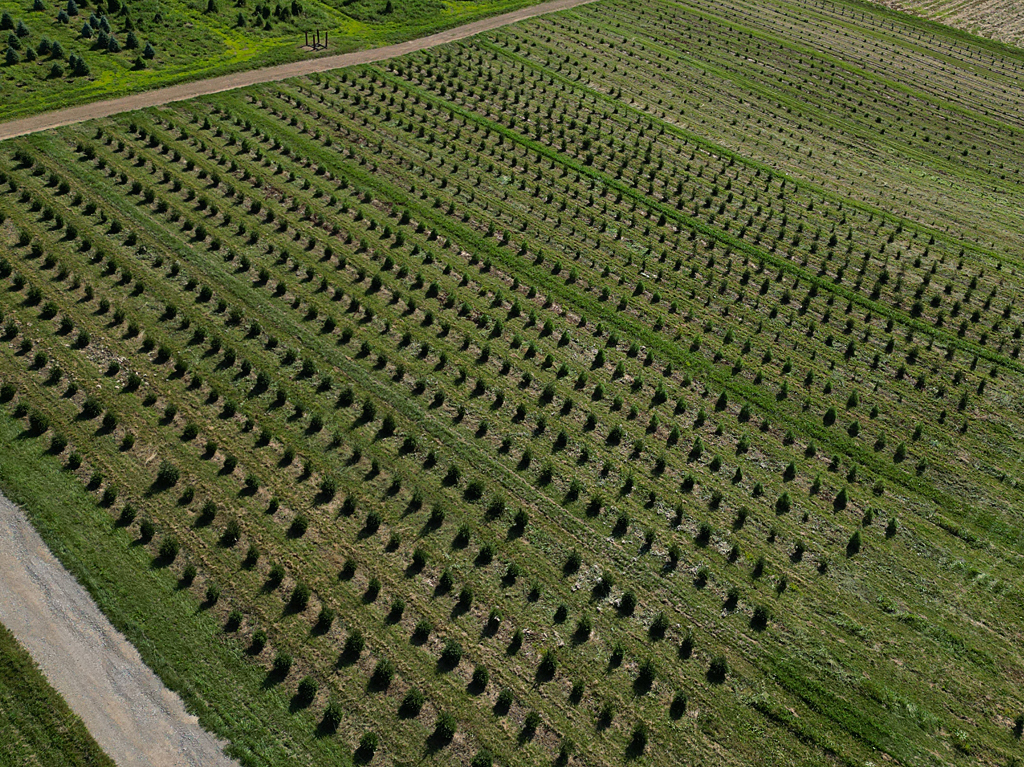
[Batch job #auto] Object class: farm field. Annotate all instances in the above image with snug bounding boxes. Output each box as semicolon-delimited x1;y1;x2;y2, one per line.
0;0;540;120
870;0;1024;48
2;0;1024;763
0;622;115;767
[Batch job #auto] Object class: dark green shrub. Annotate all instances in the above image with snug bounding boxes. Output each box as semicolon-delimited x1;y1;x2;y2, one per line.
48;433;67;454
315;606;335;633
266;563;285;589
471;749;494;767
521;710;541;739
363;510;381;534
370;658;394;690
649;611;669;640
341;629;365;663
439;639;462;670
834;487;849;511
272;651;293;678
629;723;649;756
288;514;309;538
619;590;636;615
437;569;454;594
158;536;179;562
221;518;240;547
364;577;380;602
670;691;687;719
27;410;50;435
80;395;102;419
155;460;179;487
495;688;513;714
320;701;342;733
399;687;425;717
295;676;317;707
537;649;557;680
205;583;220;605
635;658;656;693
563;550;581;574
100;486;118;507
318;476;336;499
180;564;197;588
289;582;311;612
431;712;456;746
471;664;489;691
847;529;862;556
508;629;523;654
116;503;137;527
707;654;728;683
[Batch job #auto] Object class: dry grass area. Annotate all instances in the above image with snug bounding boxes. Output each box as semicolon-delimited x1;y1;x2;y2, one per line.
872;0;1024;47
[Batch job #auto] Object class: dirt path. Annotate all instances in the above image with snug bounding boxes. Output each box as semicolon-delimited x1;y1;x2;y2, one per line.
0;491;236;767
0;0;597;142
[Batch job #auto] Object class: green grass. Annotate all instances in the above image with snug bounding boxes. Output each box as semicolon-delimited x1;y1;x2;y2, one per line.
1;0;1024;763
0;413;357;766
0;0;539;120
0;622;115;767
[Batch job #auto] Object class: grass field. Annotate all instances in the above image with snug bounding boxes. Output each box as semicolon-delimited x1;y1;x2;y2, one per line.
1;0;1024;763
0;622;115;767
0;0;538;120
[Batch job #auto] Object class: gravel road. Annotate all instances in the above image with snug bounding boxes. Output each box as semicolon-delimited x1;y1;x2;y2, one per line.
0;491;236;767
0;0;598;142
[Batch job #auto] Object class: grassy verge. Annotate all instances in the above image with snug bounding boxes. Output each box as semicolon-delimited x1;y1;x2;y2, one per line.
0;622;115;767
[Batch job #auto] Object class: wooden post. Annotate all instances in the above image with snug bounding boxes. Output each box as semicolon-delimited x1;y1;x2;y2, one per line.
305;31;308;46
324;31;328;48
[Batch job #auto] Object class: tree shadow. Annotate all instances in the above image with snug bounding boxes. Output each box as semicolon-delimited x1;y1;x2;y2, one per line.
450;599;471;621
150;553;176;570
315;714;339;739
336;647;361;669
492;696;511;717
288;691;314;714
423;728;453;756
366;670;392;693
261;667;288;690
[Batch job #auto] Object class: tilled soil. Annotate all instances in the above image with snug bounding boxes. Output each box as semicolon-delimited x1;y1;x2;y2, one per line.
0;492;236;767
